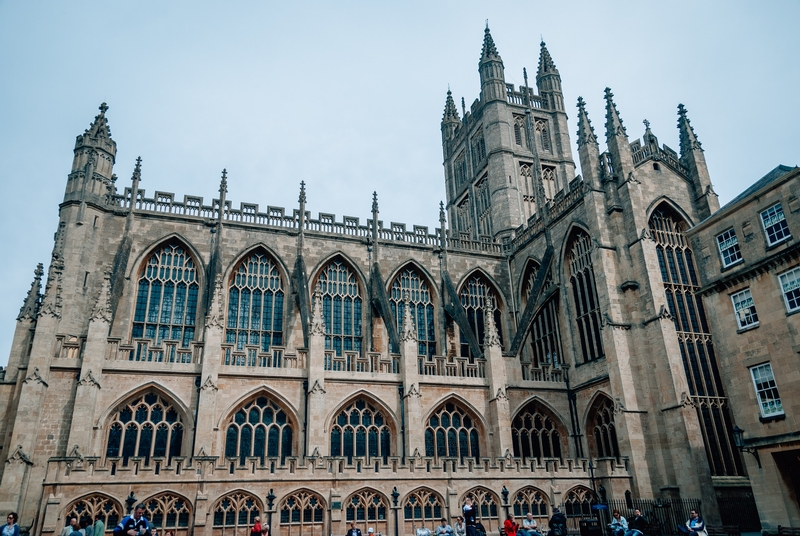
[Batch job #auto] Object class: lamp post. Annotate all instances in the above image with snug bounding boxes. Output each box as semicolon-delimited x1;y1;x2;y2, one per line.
501;486;510;518
732;426;761;468
392;487;400;536
125;492;137;514
266;489;276;535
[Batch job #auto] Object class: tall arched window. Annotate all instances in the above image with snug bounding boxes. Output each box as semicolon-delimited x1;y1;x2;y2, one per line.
345;489;389;536
64;494;122;531
424;401;480;461
563;487;596;519
105;392;184;466
511;401;563;461
589;396;620;459
132;242;199;347
535;119;551;152
226;252;284;352
280;490;324;536
317;260;363;356
402;489;443;535
330;399;392;462
522;262;562;369
650;206;742;477
511;487;549;525
213;491;262;534
143;493;192;534
566;230;604;363
389;267;436;356
224;395;293;465
464;488;501;533
459;274;503;357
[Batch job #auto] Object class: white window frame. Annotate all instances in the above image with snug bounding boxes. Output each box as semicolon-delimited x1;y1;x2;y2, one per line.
760;203;791;246
731;288;759;329
749;363;784;418
716;228;743;268
779;266;800;313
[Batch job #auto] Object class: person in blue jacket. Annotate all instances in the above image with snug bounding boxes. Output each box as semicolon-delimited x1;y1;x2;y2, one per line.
113;504;151;536
2;513;20;536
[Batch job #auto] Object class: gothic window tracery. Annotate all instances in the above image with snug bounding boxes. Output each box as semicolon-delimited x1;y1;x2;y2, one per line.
224;395;293;465
541;166;556;201
280;490;324;536
535;119;551;153
424;401;480;461
131;242;198;347
212;491;262;532
588;396;619;459
472;130;487;165
459;274;503;357
457;196;472;237
64;494;122;531
389;268;436;356
522;263;561;369
514;115;527;147
143;493;192;533
105;392;184;466
511;487;549;523
226;251;284;352
454;152;468;187
563;487;596;518
566;230;604;363
511;401;563;461
330;399;392;462
317;260;363;356
463;488;501;533
402;489;443;532
345;489;389;536
475;177;493;236
650;206;742;477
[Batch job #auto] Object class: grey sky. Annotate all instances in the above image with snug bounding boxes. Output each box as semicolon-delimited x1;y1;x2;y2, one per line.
1;1;798;365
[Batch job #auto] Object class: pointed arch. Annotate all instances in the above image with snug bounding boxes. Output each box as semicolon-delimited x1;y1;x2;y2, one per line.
386;260;439;357
141;490;193;533
517;256;563;371
456;268;507;357
309;251;368;296
124;233;206;280
518;258;542;309
562;486;597;519
63;492;123;530
224;245;288;354
279;488;326;536
220;390;298;465
328;392;397;462
402;487;444;532
645;196;695;228
511;397;567;462
510;486;550;522
564;226;604;363
216;385;300;431
310;253;366;357
585;392;620;459
423;395;485;461
343;487;390;534
224;242;291;286
211;489;263;531
385;260;440;302
462;487;501;533
98;381;192;429
129;236;202;349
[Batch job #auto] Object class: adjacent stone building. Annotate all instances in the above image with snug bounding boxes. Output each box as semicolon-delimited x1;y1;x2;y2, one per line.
0;26;772;535
687;165;800;530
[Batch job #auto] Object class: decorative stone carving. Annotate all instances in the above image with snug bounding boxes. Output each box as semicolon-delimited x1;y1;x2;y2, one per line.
90;272;113;323
309;284;326;336
23;367;48;387
39;257;64;319
6;445;32;466
200;375;218;392
494;387;508;401
404;383;422;399
614;397;627;415
308;380;326;395
483;297;501;348
77;370;101;389
17;263;43;322
68;444;84;461
399;291;417;342
205;274;225;330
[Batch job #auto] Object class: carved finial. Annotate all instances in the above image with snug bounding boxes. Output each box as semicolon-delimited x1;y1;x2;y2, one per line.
400;291;417;342
677;103;703;155
39;257;63;319
439;201;446;222
372;191;379;214
442;88;460;122
604;87;627;139
90;271;113;323
219;169;228;195
483;296;501;348
538;40;557;75
299;181;307;204
643;119;650;130
461;96;466;116
205;274;225;329
99;102;109;114
481;23;500;61
576;97;598;148
18;263;44;321
310;283;326;336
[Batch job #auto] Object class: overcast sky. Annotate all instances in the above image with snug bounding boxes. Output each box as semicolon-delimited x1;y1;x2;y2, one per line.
1;1;798;365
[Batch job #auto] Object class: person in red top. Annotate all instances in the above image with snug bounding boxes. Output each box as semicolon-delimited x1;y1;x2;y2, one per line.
504;514;519;536
251;517;263;536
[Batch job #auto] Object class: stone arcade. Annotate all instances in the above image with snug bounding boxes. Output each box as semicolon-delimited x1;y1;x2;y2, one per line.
0;26;766;535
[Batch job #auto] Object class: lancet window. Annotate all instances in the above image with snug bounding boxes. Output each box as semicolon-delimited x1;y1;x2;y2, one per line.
389;267;436;356
472;130;487;165
403;489;443;533
330;399;391;462
226;252;284;352
317;260;363;356
563;487;596;518
513;115;527;147
280;490;324;536
511;487;549;522
424;401;480;461
541;166;556;200
224;395;293;465
475;177;492;236
522;263;561;369
64;495;122;531
454;152;468;187
143;493;192;533
650;206;742;477
566;230;604;363
105;392;184;466
456;196;472;237
132;242;198;347
463;488;500;533
212;492;262;533
345;489;389;536
535;119;551;153
459;274;503;357
589;396;619;459
511;401;563;461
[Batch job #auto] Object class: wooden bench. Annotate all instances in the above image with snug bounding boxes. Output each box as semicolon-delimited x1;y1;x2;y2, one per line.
777;527;800;536
706;525;741;536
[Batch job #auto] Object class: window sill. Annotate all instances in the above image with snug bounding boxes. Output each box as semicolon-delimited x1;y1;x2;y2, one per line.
787;308;800;317
765;235;793;251
759;413;786;423
736;323;760;334
720;259;744;272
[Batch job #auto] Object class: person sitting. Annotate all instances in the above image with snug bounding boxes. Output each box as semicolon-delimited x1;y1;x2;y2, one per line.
547;508;567;536
454;517;466;536
436;519;453;536
608;510;627;536
521;514;541;536
504;515;519;536
677;510;706;536
625;509;648;536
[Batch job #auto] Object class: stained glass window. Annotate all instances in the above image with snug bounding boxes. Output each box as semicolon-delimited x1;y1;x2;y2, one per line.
224;395;293;465
566;230;604;363
317;260;362;356
511;401;563;461
459;274;503;357
105;392;183;465
330;399;391;463
226;252;284;352
424;401;480;461
389;268;436;356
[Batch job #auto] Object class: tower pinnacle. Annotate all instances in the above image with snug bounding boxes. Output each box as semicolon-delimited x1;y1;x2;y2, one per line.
442;89;460;123
537;41;558;76
677;104;703;155
604;88;627;139
576;97;598;148
480;25;501;61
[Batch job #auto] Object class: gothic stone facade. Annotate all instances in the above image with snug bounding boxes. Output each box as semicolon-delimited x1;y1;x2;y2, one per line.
0;27;760;536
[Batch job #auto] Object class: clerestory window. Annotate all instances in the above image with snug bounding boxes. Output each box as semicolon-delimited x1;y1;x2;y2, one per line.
459;274;503;357
317;260;363;356
566;230;604;363
226;252;284;352
389;268;436;356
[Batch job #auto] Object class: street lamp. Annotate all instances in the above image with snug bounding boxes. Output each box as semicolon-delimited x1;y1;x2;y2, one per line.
392;487;400;536
125;492;137;514
732;426;761;468
501;486;510;518
266;489;276;534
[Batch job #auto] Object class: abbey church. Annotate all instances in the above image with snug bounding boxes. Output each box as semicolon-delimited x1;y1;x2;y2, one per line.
3;26;795;535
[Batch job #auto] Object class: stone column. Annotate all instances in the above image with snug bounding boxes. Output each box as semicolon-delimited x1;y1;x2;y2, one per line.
483;298;513;457
399;294;425;457
194;275;225;456
306;286;327;455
